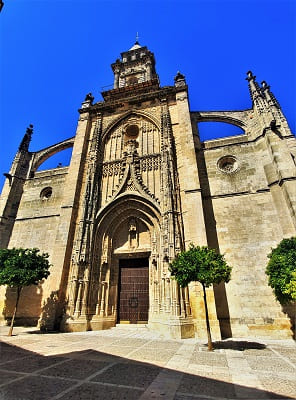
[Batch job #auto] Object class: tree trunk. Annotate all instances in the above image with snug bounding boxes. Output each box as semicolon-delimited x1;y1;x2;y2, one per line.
8;286;22;337
202;282;213;351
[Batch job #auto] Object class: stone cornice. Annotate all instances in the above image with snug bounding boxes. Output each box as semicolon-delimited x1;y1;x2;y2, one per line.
101;78;160;101
79;85;186;114
199;131;295;151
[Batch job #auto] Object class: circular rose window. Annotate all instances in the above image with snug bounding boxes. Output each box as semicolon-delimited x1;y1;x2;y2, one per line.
125;124;139;138
40;187;52;200
217;155;239;174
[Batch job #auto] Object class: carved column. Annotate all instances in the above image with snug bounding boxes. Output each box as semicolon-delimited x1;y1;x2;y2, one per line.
66;113;103;323
159;100;184;316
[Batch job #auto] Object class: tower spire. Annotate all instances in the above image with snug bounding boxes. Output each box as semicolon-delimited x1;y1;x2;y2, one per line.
19;124;33;152
246;71;267;114
261;81;280;109
135;32;139;44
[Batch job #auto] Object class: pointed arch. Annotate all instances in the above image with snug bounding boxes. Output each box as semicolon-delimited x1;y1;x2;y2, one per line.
95;192;161;232
102;109;161;143
87;193;161;326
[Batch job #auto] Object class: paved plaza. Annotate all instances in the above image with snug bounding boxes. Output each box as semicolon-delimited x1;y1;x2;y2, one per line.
0;325;295;399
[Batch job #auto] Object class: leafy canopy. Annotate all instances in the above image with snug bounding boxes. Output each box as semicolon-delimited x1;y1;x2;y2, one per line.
266;237;296;304
169;244;231;287
0;248;51;288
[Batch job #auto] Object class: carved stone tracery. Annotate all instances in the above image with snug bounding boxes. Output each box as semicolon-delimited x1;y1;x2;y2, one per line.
67;100;192;335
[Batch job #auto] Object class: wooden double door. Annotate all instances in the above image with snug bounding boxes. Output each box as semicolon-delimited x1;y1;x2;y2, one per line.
118;258;149;323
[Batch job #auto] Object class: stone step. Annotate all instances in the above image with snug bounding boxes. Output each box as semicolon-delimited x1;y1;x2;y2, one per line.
114;323;148;329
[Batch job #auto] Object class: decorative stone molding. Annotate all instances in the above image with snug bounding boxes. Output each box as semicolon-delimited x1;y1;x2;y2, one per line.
102;160;122;177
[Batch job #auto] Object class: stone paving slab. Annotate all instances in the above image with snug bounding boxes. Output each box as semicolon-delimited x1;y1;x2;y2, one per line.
177;374;236;399
0;325;295;399
91;362;161;389
59;382;143;400
0;375;73;400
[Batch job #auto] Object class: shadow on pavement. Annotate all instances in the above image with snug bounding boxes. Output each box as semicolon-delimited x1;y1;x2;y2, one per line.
213;340;266;351
0;338;294;399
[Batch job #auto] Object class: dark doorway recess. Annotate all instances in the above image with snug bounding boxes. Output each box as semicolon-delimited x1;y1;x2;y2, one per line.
118;258;149;324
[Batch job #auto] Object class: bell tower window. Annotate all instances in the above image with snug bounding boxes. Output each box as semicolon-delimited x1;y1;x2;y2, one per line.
127;76;138;86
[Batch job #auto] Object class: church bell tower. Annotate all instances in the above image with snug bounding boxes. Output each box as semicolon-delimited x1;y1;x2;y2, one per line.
111;41;159;89
60;40;209;339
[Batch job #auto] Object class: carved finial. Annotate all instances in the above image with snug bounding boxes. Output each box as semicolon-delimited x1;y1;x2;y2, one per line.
84;92;94;103
261;80;269;89
247;72;265;99
135;32;139;44
81;92;94;109
261;80;280;108
174;71;186;87
175;71;185;80
246;70;256;81
19;124;33;152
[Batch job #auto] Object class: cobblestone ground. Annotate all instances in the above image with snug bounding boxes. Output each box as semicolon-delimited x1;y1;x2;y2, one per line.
0;325;295;399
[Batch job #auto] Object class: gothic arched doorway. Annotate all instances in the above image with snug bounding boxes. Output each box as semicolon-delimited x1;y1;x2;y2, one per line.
64;193;194;338
88;194;161;329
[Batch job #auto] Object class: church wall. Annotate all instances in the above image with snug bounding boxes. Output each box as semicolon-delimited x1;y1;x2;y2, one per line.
0;168;68;325
169;100;221;339
1;43;294;339
198;135;295;338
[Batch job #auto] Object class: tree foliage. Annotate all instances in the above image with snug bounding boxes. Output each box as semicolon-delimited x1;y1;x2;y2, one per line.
169;244;231;351
169;244;231;288
0;248;51;336
0;248;50;287
266;237;296;304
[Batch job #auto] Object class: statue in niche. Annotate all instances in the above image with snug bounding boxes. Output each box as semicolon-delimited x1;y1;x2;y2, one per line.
128;218;138;249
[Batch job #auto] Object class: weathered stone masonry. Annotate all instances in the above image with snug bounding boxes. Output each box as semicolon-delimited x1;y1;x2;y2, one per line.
0;43;295;339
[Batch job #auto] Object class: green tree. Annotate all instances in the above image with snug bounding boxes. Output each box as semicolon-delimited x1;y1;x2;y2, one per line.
266;237;296;304
0;248;51;336
169;244;231;351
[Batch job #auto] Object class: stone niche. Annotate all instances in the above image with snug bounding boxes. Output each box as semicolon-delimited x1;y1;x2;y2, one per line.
113;217;151;254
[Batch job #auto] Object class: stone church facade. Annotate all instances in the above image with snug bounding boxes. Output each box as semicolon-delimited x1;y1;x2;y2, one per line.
0;42;295;339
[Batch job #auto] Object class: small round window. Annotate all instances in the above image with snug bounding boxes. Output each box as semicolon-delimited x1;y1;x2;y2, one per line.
125;124;139;138
40;187;52;200
217;155;239;174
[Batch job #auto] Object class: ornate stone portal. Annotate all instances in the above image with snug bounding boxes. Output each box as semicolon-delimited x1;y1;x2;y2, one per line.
63;101;195;337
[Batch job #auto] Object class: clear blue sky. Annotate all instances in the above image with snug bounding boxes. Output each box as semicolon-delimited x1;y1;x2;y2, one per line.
0;0;295;191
